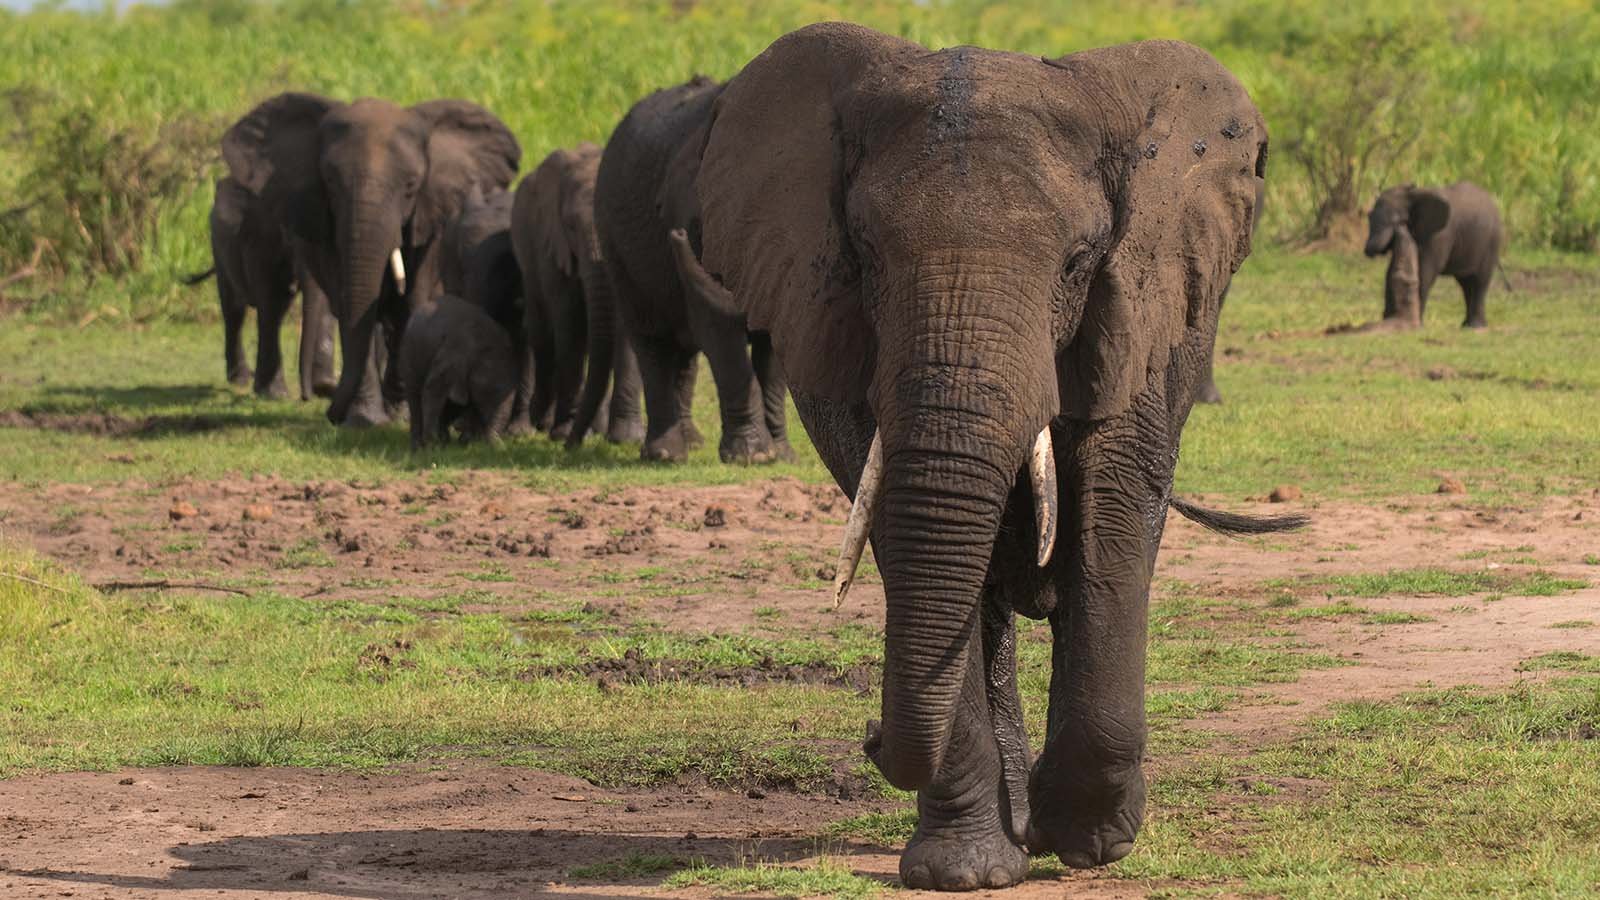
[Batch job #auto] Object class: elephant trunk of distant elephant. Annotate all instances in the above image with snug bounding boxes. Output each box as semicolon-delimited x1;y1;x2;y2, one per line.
565;236;616;449
864;262;1057;791
328;187;406;427
1384;225;1421;327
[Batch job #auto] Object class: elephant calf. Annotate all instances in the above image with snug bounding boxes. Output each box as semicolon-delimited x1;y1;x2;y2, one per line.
1364;181;1505;328
399;295;518;450
440;186;533;433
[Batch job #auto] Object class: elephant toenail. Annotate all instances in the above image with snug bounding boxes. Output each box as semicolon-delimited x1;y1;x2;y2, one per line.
987;865;1014;886
942;869;978;891
903;864;930;888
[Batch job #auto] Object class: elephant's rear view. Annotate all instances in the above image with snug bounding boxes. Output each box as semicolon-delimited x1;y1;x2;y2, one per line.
1364;181;1506;328
696;22;1301;890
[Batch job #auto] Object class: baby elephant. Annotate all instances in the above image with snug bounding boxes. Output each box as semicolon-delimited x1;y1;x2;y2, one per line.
1364;181;1505;328
399;295;518;450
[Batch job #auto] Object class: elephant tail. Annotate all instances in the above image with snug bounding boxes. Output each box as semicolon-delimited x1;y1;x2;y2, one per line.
1496;260;1515;294
181;267;216;286
1170;496;1309;535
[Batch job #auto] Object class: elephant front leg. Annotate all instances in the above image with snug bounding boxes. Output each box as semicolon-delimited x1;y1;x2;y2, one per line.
635;336;699;462
252;294;291;399
220;281;252;388
298;273;337;400
891;598;1029;891
328;314;390;428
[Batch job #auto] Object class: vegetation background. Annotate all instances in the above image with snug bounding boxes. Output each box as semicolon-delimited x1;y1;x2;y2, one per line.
0;0;1596;323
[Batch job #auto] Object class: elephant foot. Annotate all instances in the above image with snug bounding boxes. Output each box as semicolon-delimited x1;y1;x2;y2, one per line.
606;417;646;445
549;419;574;443
255;378;290;400
340;399;391;429
311;377;337;398
1026;762;1146;869
1194;380;1222;405
1463;318;1488;329
901;819;1028;891
228;366;254;388
770;439;798;463
719;428;776;465
505;415;535;438
641;423;696;463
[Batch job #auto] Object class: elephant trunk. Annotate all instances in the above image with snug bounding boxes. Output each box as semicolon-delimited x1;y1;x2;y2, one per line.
565;239;617;449
327;188;405;425
865;258;1056;791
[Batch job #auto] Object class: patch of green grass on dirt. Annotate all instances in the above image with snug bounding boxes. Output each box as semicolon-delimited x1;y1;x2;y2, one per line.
825;809;919;847
1550;620;1595;629
0;548;873;781
1112;678;1600;896
1517;652;1600;673
666;856;884;900
1361;611;1434;625
568;853;686;881
1270;567;1588;599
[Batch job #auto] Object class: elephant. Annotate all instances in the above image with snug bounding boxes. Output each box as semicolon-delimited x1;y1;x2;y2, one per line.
221;93;521;428
439;186;535;433
595;76;791;463
510;144;644;446
696;23;1304;889
1363;181;1505;328
190;176;336;400
399;294;517;450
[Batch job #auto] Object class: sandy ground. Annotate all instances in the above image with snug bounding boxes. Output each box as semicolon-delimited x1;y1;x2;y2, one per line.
2;471;1598;898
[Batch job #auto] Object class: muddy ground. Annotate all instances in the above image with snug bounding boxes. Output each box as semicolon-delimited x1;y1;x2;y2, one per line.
2;473;1598;898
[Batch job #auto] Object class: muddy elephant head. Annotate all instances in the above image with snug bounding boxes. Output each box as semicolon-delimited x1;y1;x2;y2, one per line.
698;22;1268;874
222;93;520;427
1364;184;1451;258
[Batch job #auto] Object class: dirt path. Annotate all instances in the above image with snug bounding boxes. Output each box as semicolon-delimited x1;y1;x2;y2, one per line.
2;476;1597;897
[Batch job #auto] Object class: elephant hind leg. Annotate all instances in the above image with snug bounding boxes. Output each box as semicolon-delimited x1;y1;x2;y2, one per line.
893;596;1028;891
750;332;795;461
635;335;698;462
1459;274;1489;329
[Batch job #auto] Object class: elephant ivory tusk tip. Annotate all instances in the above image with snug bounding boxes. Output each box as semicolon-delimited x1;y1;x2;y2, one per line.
831;431;884;610
389;248;407;294
1030;427;1058;567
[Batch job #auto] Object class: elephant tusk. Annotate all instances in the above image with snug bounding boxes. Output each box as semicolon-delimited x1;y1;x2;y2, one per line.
389;248;407;295
1030;426;1057;567
832;430;884;609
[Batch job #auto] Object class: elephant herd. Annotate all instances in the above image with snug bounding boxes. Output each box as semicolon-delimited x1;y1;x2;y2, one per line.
203;75;790;462
189;21;1511;892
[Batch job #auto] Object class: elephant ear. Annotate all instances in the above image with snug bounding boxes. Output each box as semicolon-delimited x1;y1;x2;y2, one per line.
1054;40;1267;421
1408;189;1451;241
221;92;338;244
411;100;522;246
696;22;922;402
528;148;579;278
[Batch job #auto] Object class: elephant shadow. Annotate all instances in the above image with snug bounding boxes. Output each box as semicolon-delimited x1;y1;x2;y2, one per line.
9;384;314;437
9;828;894;899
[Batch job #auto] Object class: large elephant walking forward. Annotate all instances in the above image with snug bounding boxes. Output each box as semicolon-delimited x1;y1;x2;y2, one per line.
596;77;791;463
221;94;521;427
697;23;1301;889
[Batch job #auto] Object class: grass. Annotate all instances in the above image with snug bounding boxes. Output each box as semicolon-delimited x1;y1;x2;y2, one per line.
569;852;685;881
1309;568;1587;598
666;856;885;900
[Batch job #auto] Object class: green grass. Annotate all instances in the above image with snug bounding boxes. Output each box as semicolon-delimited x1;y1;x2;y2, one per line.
1112;679;1600;896
1361;611;1434;625
1323;568;1586;598
569;852;685;881
1517;652;1600;674
666;856;885;900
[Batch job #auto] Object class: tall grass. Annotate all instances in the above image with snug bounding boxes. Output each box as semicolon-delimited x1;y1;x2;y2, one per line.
0;0;1595;321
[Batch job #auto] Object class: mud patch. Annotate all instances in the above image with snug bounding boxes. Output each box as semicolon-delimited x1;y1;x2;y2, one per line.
534;647;877;693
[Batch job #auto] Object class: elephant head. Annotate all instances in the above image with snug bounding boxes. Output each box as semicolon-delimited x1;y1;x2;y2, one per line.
222;93;520;427
1364;184;1451;257
698;22;1271;869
